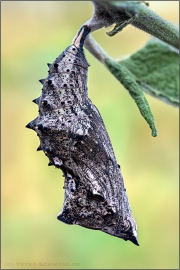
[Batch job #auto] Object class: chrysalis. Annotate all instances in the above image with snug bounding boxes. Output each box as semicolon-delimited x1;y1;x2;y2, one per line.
26;25;139;246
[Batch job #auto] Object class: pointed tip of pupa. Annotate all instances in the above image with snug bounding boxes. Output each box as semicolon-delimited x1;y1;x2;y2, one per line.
47;63;52;68
26;120;36;130
32;97;40;104
130;236;139;246
39;79;45;84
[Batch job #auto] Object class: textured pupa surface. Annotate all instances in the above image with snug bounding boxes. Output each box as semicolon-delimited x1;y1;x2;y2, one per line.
26;25;139;246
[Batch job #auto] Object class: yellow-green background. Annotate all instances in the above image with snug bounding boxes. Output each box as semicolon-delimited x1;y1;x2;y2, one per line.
2;1;179;269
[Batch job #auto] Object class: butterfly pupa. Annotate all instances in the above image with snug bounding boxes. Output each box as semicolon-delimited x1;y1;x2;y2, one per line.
26;25;139;246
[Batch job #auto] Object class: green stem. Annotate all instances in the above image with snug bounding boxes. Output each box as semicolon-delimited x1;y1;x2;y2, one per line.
91;1;179;49
132;4;179;49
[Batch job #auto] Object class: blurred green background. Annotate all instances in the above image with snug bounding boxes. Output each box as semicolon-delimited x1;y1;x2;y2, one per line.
1;1;179;269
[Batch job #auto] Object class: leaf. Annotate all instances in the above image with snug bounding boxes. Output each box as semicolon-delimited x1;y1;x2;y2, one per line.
120;39;179;107
105;57;158;137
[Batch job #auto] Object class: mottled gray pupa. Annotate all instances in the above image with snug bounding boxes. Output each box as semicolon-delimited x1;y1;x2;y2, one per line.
26;25;139;246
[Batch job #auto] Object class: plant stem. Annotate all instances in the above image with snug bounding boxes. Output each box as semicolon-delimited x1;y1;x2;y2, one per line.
91;1;179;49
84;34;109;64
132;4;179;49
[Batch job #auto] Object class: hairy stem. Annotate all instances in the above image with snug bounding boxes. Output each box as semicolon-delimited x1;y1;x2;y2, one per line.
90;1;179;49
132;4;179;49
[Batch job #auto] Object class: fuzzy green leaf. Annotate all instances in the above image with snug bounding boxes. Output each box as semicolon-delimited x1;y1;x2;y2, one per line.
120;39;179;107
105;57;158;137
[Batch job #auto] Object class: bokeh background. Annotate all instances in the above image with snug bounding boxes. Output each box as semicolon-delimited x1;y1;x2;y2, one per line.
1;1;179;269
